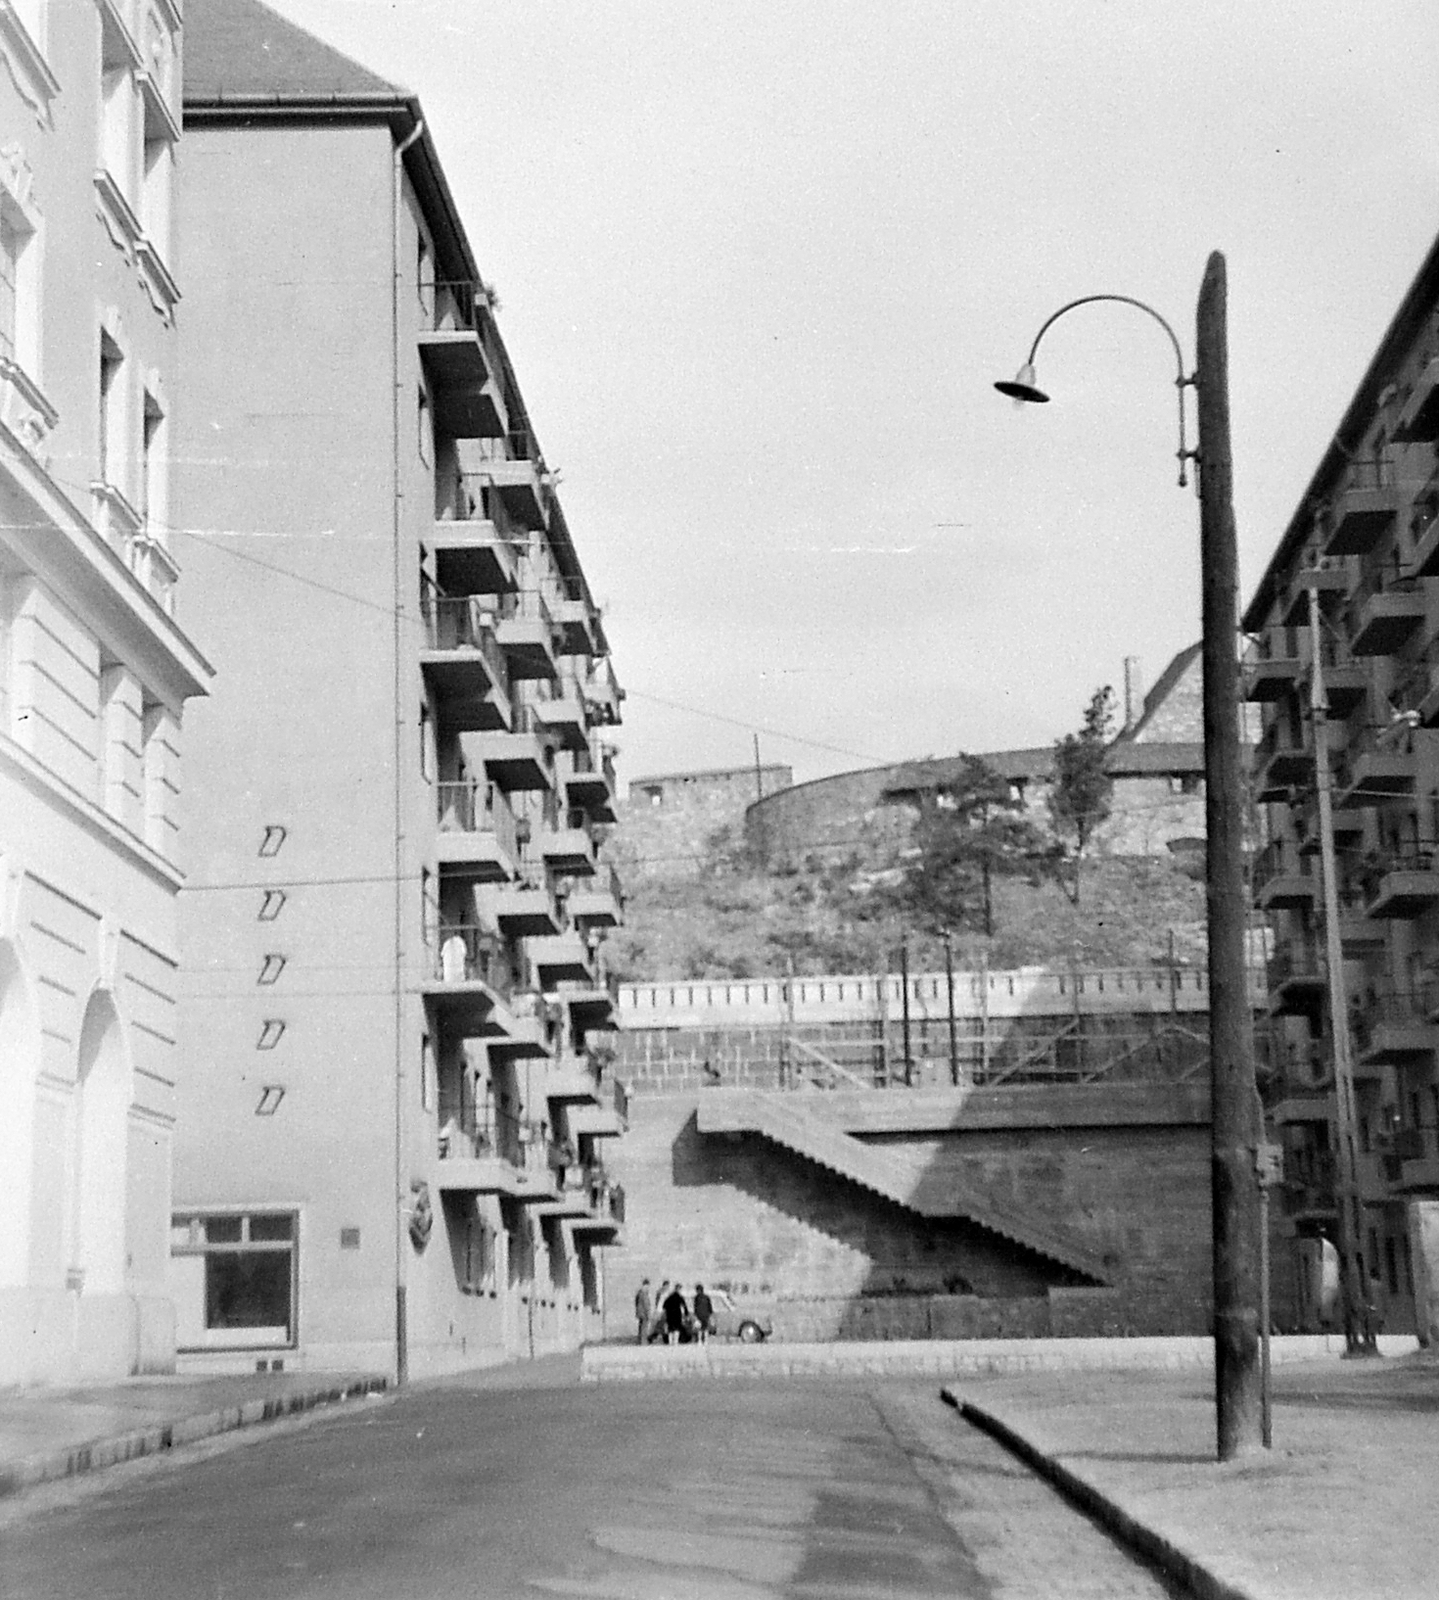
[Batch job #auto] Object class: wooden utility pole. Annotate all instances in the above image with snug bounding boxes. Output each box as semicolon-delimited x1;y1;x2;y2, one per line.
1307;588;1370;1353
899;936;913;1087
1198;251;1264;1458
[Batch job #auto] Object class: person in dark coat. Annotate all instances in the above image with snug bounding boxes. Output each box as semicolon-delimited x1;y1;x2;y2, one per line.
634;1278;652;1344
692;1283;713;1342
662;1282;689;1344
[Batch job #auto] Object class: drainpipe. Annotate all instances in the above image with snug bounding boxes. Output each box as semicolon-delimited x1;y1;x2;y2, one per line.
391;114;425;1389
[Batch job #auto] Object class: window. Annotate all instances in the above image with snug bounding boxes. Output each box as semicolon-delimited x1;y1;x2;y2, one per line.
140;388;163;527
418;384;432;465
99;331;124;488
100;43;136;202
0;210;18;360
0;163;39;382
171;1211;298;1349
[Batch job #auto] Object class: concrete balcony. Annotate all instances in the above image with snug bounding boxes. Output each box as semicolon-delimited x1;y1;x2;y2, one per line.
471;433;549;530
564;742;618;823
1396;1126;1439;1190
486;996;555;1064
1324;473;1401;559
1252;723;1312;802
531;691;589;752
546;1054;604;1107
1335;736;1418;807
420;924;514;1037
420;595;512;733
492;873;563;937
1408;495;1439;578
567;1075;629;1139
554;978;619;1034
552;578;601;657
494;591;558;682
434;1109;533;1196
1252;844;1317;912
1242;632;1302;703
430;514;520;597
417;280;505;438
568;863;624;929
1297;643;1369;718
1362;851;1439;919
477;717;555;792
1353;994;1438;1069
1265;947;1327;1016
1394;357;1439;444
1269;1091;1332;1125
436;780;518;882
542;824;598;877
1348;576;1426;657
529;932;597;986
565;1180;626;1242
1282;553;1350;626
1336;901;1384;957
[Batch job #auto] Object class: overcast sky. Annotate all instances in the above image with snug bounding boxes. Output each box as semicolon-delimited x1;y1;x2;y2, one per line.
267;0;1439;786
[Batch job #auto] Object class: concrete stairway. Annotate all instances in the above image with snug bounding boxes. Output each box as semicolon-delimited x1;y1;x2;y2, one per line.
695;1089;1110;1283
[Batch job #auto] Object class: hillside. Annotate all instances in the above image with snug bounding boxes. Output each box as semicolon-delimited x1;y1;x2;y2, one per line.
606;823;1208;982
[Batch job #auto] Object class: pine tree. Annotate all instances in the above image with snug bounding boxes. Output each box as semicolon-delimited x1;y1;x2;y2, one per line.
1048;686;1117;906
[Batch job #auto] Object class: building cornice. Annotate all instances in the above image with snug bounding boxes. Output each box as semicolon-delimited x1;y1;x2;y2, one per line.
0;737;186;894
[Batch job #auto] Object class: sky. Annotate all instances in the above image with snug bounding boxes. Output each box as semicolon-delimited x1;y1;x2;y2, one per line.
267;0;1439;786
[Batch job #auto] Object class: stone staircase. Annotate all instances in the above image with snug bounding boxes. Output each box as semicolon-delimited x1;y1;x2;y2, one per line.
695;1089;1110;1283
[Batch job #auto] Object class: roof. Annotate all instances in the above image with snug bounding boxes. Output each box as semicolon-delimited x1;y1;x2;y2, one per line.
881;739;1205;800
1242;225;1439;632
183;0;405;102
882;749;1055;798
1126;642;1200;742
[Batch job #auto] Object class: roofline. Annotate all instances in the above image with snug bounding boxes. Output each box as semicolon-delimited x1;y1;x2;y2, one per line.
1242;227;1439;632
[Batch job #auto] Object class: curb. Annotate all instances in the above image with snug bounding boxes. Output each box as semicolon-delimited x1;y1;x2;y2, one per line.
0;1376;389;1501
942;1389;1257;1600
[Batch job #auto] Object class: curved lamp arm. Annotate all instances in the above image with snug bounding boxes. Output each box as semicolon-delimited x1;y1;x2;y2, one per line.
996;293;1197;489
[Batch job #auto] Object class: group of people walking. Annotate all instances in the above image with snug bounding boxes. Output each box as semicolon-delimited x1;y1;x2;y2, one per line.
634;1278;713;1344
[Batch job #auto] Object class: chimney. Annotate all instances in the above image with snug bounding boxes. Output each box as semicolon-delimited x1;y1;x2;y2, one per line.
1123;656;1144;733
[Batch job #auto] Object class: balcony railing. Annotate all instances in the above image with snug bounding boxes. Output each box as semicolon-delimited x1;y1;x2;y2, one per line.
1351;989;1430;1053
439;1102;527;1166
421;593;510;681
474;428;543;468
437;779;518;859
418;277;492;335
496;587;555;629
432;922;510;992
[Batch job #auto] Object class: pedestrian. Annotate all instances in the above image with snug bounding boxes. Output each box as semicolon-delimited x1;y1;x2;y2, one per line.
648;1279;671;1344
634;1278;652;1345
692;1283;713;1343
662;1281;689;1344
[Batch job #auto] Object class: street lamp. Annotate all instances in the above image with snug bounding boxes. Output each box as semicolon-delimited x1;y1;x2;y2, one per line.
995;253;1264;1461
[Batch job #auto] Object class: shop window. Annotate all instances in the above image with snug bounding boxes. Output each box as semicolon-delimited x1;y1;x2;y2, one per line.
171;1211;298;1350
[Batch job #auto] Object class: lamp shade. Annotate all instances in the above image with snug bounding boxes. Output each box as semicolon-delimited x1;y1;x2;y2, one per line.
994;362;1049;404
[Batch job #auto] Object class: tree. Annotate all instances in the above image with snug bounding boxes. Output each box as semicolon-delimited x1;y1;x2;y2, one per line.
1048;685;1117;906
900;755;1052;935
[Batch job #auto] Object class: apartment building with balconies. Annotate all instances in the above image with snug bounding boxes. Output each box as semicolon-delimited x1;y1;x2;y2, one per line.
0;0;212;1384
169;0;626;1379
1244;228;1439;1341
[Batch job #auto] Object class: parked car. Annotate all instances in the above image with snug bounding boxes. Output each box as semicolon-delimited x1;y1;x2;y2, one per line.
703;1288;773;1344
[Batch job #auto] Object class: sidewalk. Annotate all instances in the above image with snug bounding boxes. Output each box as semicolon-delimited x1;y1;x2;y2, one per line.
0;1371;387;1499
944;1350;1439;1600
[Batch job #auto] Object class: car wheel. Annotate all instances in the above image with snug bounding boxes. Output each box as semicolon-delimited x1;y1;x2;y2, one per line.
737;1320;764;1343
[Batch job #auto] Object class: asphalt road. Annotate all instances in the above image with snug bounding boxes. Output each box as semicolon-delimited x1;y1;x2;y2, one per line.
1;1372;1180;1600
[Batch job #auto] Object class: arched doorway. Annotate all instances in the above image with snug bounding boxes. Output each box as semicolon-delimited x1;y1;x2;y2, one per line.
0;941;40;1286
73;990;132;1296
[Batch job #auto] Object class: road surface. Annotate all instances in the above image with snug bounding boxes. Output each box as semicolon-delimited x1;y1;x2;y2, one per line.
1;1370;1179;1599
